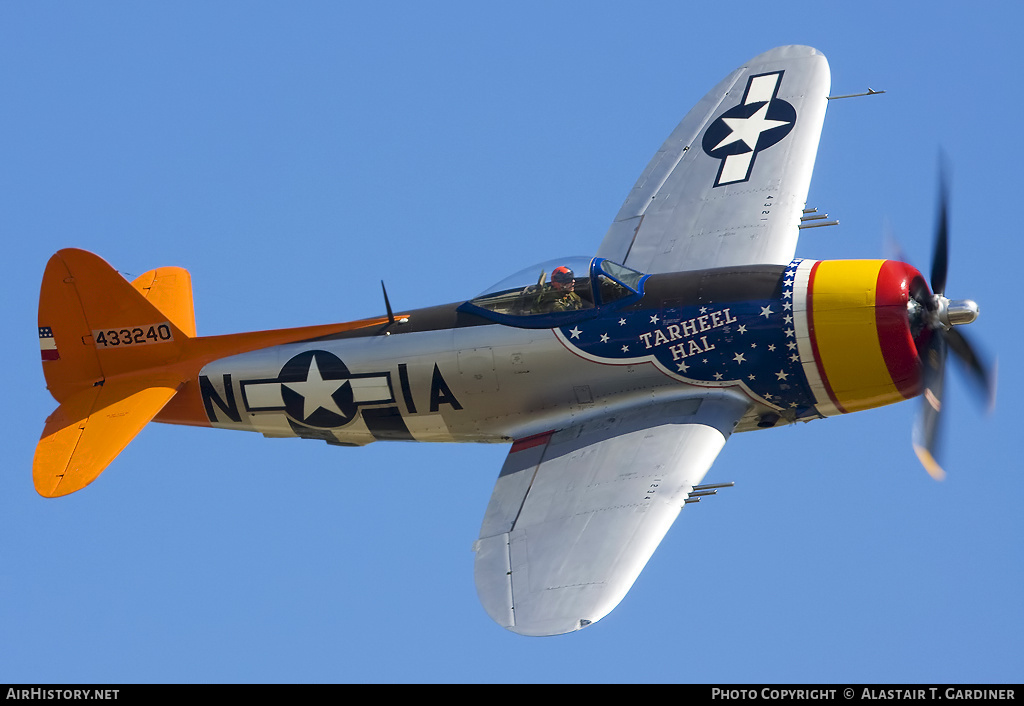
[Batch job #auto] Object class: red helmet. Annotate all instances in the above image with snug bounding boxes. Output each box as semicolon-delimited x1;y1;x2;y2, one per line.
552;266;574;287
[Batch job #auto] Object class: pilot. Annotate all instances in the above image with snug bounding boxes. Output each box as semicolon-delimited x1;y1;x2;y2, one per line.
534;266;583;313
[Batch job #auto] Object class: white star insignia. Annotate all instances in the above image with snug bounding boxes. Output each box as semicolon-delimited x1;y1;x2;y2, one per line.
677;361;689;373
775;370;789;380
713;102;791;152
760;305;774;318
284;355;348;420
618;318;627;326
733;352;746;364
600;333;609;343
650;314;659;324
737;324;747;334
714;372;723;380
621;344;629;352
569;326;582;339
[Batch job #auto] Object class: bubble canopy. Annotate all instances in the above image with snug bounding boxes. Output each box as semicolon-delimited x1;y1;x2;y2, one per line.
458;256;647;328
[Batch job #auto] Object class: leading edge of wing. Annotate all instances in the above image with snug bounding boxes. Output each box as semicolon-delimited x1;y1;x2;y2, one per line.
596;45;831;274
473;392;750;636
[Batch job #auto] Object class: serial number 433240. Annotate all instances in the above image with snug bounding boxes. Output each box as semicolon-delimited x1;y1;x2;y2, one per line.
92;323;174;348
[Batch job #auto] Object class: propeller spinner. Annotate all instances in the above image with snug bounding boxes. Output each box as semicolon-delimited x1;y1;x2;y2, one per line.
908;177;995;480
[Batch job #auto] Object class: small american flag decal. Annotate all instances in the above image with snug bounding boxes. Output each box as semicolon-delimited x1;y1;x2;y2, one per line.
39;326;59;361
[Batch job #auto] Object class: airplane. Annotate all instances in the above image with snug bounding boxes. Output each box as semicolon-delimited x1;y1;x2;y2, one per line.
34;45;994;637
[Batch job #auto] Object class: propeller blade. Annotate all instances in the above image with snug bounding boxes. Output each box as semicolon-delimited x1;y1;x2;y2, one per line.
913;332;947;481
930;171;949;296
883;220;911;264
946;327;997;412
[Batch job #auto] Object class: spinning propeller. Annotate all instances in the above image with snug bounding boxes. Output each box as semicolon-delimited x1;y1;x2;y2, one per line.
907;174;996;480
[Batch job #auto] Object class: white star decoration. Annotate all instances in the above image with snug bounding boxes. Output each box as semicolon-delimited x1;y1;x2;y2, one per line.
760;305;774;318
569;326;581;339
283;356;348;420
713;102;790;152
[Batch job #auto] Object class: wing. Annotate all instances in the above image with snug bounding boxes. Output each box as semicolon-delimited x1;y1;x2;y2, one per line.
595;45;831;274
473;394;750;636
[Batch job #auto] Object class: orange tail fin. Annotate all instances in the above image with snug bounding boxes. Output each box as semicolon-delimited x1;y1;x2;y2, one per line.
35;249;194;497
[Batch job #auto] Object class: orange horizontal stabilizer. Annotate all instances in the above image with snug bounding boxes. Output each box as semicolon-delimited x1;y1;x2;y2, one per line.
131;267;197;338
33;377;181;498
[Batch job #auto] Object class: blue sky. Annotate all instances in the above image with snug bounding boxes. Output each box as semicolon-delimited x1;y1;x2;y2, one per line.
2;2;1021;683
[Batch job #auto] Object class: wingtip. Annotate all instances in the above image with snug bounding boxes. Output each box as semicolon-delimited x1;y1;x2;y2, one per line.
506;617;594;637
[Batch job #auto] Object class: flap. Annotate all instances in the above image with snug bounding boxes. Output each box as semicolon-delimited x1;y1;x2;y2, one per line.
474;394;750;635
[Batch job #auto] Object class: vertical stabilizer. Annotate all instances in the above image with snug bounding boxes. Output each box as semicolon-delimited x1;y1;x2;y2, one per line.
38;249;191;402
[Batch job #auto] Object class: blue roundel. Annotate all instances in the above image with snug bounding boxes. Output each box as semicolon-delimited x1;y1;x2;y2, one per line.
279;350;356;428
702;98;796;160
